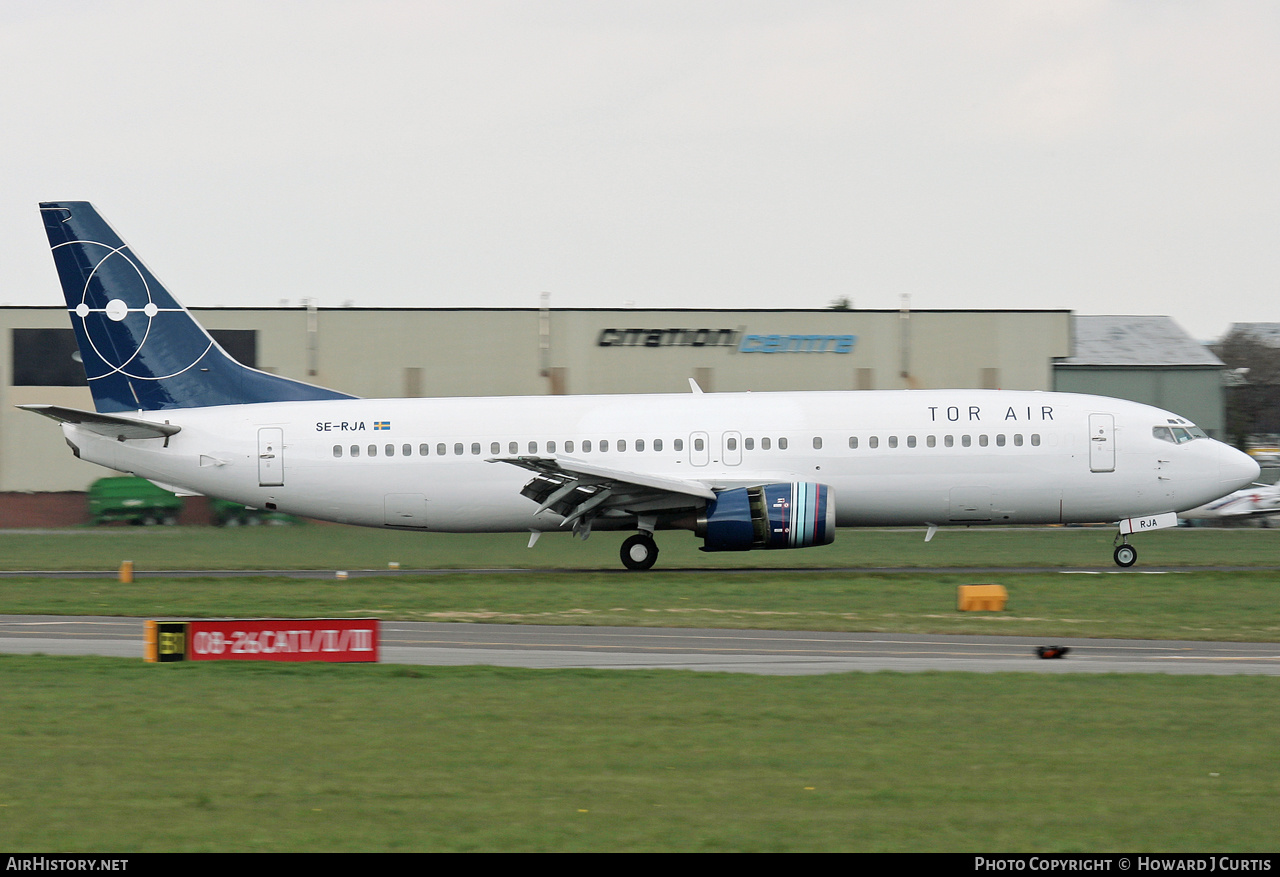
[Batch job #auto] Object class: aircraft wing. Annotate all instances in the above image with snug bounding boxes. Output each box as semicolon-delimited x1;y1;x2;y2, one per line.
490;455;716;531
18;404;181;441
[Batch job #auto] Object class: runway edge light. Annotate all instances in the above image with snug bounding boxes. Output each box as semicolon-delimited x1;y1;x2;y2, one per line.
957;584;1008;612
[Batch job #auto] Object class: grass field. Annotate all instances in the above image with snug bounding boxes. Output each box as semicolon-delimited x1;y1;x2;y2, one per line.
4;521;1280;571
3;525;1278;851
1;656;1277;852
1;525;1278;640
2;570;1279;641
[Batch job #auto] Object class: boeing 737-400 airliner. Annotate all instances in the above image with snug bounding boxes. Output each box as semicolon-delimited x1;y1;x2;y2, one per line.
22;202;1259;569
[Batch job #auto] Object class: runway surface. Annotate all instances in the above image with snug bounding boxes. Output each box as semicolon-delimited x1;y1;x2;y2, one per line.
2;614;1278;675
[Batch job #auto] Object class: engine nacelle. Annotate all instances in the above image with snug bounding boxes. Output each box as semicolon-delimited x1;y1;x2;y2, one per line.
697;483;835;552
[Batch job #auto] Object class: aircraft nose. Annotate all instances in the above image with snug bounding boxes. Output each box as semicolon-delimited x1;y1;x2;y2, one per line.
1219;444;1260;489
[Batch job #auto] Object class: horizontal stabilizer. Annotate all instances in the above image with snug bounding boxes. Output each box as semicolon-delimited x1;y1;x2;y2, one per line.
18;404;180;441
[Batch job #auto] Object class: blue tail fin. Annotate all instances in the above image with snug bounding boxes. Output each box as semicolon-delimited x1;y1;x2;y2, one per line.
39;201;356;412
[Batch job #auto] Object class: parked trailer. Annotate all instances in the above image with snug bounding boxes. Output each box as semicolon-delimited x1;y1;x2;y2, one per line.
88;476;182;526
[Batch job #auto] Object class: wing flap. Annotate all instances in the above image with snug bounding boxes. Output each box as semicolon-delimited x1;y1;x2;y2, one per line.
490;455;714;533
494;456;716;500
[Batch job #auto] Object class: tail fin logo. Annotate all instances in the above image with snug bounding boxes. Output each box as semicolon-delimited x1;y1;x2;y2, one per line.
39;201;357;412
57;240;209;380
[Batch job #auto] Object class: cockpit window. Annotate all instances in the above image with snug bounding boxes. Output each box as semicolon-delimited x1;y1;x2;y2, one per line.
1155;425;1206;444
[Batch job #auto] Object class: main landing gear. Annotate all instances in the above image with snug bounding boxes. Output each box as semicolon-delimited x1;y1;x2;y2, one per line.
620;533;659;571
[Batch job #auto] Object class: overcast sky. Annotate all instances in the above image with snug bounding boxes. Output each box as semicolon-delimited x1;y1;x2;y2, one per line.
2;1;1277;341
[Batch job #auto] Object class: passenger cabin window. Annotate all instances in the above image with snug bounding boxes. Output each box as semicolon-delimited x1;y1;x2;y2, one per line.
454;443;464;455
565;441;574;453
529;441;538;453
693;437;704;452
618;440;626;452
674;439;684;451
888;436;898;448
654;439;663;452
420;444;430;455
760;438;770;450
962;436;972;447
386;444;395;456
437;443;447;456
600;440;609;452
491;442;501;455
778;437;788;450
350;445;360;458
926;435;936;448
812;437;822;450
333;445;343;458
403;444;412;456
848;437;858;449
979;435;989;447
945;435;954;448
509;442;518;454
907;435;917;448
868;436;878;449
636;439;645;452
583;440;592;452
368;445;377;457
547;441;556;453
471;443;481;455
727;437;737;451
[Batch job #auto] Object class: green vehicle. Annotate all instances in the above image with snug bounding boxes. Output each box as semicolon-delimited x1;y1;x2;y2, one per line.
210;499;300;527
87;476;182;526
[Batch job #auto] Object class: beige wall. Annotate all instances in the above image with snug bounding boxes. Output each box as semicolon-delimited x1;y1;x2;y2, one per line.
545;310;1069;396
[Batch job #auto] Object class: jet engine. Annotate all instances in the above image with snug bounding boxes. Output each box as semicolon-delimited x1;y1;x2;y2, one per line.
696;483;835;551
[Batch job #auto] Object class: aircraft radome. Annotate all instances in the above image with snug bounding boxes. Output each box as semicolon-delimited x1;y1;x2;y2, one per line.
23;202;1259;570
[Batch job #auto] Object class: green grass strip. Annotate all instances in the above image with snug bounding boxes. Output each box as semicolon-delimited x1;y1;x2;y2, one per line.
2;569;1278;641
4;525;1280;571
0;656;1276;852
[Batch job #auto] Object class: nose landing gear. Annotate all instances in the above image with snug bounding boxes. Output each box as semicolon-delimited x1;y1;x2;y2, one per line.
1113;541;1137;567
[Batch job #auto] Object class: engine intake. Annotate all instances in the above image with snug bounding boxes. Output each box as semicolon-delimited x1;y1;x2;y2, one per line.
697;483;835;552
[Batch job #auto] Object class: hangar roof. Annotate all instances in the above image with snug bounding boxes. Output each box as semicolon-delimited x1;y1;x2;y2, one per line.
1058;315;1223;368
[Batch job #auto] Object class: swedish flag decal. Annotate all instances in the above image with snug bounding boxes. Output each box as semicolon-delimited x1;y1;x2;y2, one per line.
374;421;391;430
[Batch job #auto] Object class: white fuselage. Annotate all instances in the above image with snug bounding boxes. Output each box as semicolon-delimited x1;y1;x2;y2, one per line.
62;389;1257;534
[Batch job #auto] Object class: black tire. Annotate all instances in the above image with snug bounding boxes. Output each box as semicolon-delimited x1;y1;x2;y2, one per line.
620;534;659;571
1113;544;1137;567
